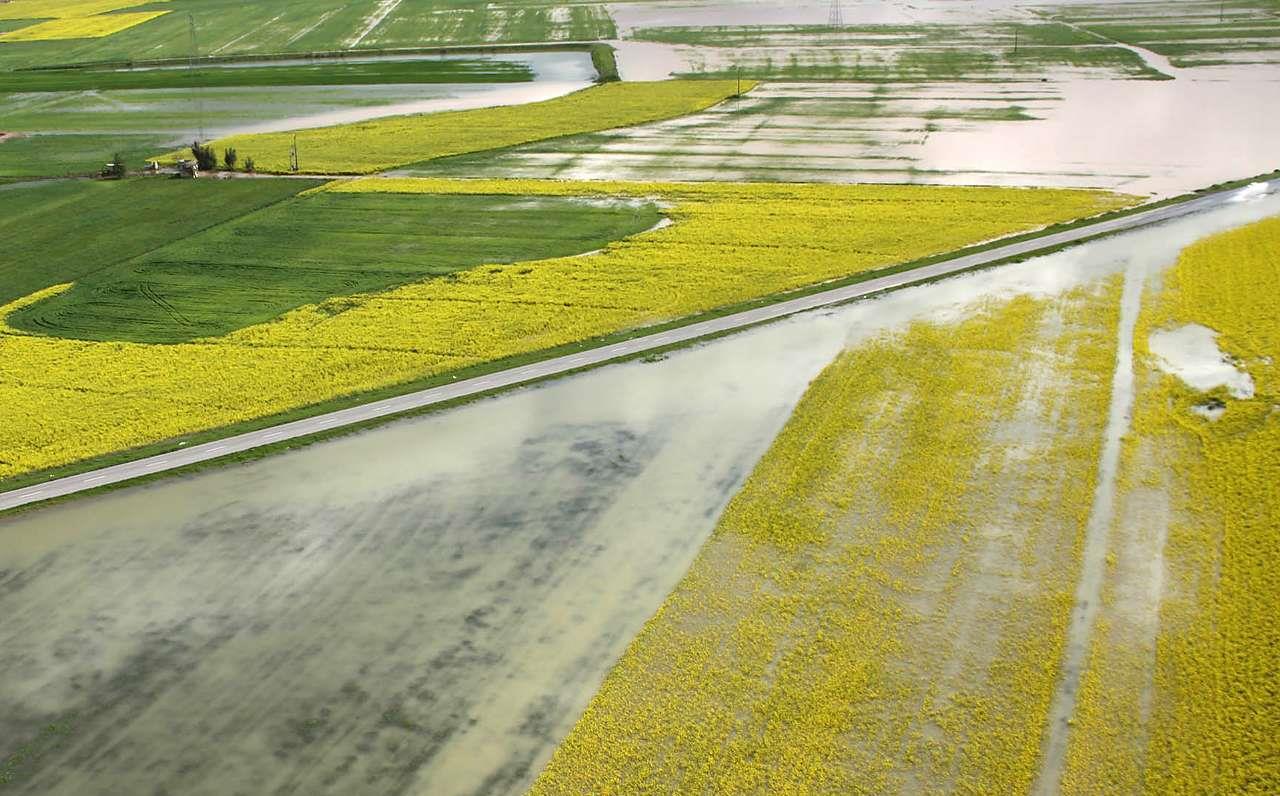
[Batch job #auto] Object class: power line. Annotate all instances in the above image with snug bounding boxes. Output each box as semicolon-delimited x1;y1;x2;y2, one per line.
828;0;843;28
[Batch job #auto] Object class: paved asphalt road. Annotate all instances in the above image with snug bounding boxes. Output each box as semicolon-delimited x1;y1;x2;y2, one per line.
2;179;1275;513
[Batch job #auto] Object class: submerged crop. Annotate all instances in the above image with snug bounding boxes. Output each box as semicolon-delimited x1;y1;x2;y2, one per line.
1062;215;1280;794
532;279;1124;792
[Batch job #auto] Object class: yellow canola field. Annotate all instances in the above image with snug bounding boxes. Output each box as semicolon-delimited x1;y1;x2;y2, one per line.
0;179;1131;482
532;280;1124;793
1063;216;1280;794
0;0;166;20
179;81;753;174
0;11;168;40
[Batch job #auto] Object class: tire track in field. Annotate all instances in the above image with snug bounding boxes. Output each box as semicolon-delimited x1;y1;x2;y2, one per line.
347;0;402;48
1032;252;1146;795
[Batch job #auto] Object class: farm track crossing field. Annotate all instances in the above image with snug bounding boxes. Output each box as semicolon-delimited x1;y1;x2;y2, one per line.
0;177;1131;483
180;80;750;173
0;177;318;306
10;190;664;342
532;281;1124;792
1061;216;1280;794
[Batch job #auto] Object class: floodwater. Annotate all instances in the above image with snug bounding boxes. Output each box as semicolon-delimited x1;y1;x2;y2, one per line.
0;312;846;796
592;1;1280;196
608;0;1027;34
113;50;594;80
2;191;1279;795
407;64;1280;196
208;79;591;137
1149;323;1256;399
918;66;1280;195
0;51;594;143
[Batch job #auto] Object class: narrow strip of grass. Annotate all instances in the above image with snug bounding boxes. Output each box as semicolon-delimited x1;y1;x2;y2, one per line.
21;42;622;82
4;169;1274;515
0;59;533;92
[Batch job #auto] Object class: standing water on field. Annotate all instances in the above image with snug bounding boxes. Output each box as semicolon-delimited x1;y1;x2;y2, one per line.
2;193;1280;795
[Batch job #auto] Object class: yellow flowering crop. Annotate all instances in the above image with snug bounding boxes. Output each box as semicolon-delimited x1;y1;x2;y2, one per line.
0;179;1130;482
170;81;755;174
531;280;1124;792
0;11;168;41
0;0;166;20
1062;216;1280;794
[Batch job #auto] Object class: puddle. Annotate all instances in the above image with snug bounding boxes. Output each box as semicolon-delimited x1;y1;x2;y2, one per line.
1191;400;1227;421
1148;323;1255;398
1229;181;1272;203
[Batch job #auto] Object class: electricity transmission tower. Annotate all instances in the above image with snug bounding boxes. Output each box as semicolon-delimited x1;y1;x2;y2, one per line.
828;0;843;28
188;13;205;143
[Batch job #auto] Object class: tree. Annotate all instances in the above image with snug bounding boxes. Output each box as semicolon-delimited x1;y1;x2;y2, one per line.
223;147;238;171
105;153;126;179
190;141;217;171
243;156;256;173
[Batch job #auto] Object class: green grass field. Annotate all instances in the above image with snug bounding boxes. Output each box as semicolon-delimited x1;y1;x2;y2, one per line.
0;133;180;177
0;58;533;92
0;0;617;71
0;177;318;307
8;186;662;342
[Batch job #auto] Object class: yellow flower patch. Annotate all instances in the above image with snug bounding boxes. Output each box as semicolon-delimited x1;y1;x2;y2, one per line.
1063;215;1280;794
169;80;756;174
0;179;1132;482
0;0;166;20
532;281;1125;792
0;11;168;41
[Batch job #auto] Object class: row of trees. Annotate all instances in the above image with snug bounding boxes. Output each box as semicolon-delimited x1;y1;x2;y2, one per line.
190;142;255;172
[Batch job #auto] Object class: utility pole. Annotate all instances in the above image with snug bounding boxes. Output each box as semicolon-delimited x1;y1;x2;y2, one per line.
1014;26;1020;56
736;65;741;97
290;134;299;172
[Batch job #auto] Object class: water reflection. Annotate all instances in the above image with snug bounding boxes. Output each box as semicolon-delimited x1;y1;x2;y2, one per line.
2;193;1278;795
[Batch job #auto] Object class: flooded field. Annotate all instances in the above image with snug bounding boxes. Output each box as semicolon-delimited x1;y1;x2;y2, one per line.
2;185;1277;794
414;65;1280;195
0;312;846;795
0;50;593;144
384;1;1271;195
